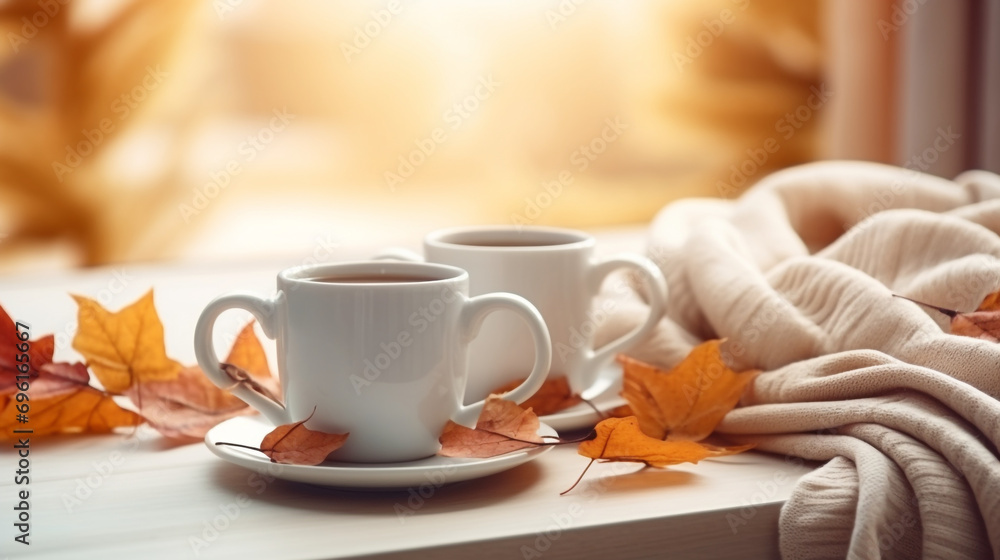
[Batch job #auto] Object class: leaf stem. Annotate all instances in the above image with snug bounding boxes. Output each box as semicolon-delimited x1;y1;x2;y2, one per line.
561;459;596;495
481;429;596;446
580;396;606;419
215;441;265;453
892;294;958;318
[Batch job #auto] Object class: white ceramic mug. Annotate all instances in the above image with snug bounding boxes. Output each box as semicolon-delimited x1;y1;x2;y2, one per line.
194;261;551;463
377;226;667;400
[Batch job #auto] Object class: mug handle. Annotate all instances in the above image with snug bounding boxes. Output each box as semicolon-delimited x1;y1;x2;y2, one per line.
193;292;291;426
372;247;423;262
578;254;667;392
452;293;552;426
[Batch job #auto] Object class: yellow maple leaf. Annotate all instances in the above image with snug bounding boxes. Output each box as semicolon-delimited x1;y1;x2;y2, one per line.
72;290;181;393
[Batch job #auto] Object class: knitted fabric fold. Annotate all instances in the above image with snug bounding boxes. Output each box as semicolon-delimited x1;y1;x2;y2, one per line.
599;161;1000;559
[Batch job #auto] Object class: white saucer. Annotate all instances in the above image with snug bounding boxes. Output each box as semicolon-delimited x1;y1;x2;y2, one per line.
205;415;555;490
541;363;626;432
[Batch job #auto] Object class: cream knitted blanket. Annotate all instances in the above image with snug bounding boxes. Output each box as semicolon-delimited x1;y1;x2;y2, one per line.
598;161;1000;559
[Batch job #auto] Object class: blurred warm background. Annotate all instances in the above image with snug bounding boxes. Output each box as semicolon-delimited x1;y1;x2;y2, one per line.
0;0;995;270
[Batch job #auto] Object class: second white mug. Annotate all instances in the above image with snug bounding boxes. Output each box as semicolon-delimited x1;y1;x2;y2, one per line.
379;226;667;401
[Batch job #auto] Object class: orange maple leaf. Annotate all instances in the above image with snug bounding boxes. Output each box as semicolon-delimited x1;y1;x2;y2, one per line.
564;416;753;493
618;340;758;441
258;414;349;465
978;291;1000;312
490;376;583;416
438;395;544;458
0;362;142;438
578;416;753;468
71;290;181;392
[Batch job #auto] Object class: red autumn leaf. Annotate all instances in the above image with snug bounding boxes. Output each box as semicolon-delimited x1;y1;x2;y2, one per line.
618;340;758;441
259;414;349;465
438;395;544;458
0;304;55;393
490;376;583;416
895;293;1000;343
33;362;93;398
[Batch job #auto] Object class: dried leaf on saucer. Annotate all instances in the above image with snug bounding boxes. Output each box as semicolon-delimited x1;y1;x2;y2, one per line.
438;395;544;458
259;415;349;465
490;376;583;416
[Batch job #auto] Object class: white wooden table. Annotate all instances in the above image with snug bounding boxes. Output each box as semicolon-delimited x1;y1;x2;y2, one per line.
0;230;812;560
